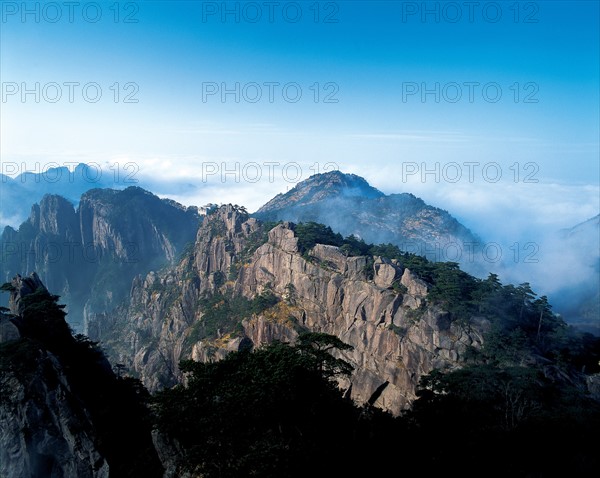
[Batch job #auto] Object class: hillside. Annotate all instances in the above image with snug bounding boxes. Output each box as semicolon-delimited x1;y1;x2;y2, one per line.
0;187;200;330
255;171;481;265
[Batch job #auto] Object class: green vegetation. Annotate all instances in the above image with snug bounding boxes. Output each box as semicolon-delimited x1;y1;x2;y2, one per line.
387;323;407;336
187;289;280;347
0;283;15;292
391;280;408;294
402;271;600;476
153;333;397;478
0;338;41;379
157;310;600;478
291;224;572;337
405;302;427;323
207;218;227;237
295;222;344;254
294;223;429;271
190;294;250;342
408;359;600;476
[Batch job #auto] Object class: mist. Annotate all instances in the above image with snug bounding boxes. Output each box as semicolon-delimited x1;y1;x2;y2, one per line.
2;163;598;331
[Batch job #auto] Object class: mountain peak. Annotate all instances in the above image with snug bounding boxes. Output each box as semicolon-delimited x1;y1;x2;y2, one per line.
254;170;480;265
257;171;384;214
305;170;384;194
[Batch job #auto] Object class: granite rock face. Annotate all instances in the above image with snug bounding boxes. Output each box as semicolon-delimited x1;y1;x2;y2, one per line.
0;273;110;478
235;224;483;412
0;188;200;331
0;349;110;478
7;272;47;315
89;206;486;414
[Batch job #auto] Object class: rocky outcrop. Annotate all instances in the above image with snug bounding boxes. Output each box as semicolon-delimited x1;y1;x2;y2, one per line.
0;272;162;478
151;431;193;478
235;224;484;412
32;195;80;240
87;205;260;390
192;204;261;288
372;256;402;289
0;188;200;331
587;373;600;401
0;273;110;478
0;315;19;343
7;272;47;315
89;206;487;414
0;348;110;478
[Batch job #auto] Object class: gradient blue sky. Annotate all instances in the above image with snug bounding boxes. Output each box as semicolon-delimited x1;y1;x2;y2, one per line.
1;1;599;239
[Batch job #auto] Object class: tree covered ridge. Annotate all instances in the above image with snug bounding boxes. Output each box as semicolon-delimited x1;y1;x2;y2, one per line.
148;210;600;475
290;221;598;368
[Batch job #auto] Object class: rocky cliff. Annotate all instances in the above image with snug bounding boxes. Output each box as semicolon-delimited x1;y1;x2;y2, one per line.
0;273;162;478
89;205;487;414
0;273;109;478
0;187;200;331
0;345;110;478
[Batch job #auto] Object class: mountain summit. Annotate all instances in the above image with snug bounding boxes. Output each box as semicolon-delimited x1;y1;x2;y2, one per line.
258;171;384;211
255;171;480;265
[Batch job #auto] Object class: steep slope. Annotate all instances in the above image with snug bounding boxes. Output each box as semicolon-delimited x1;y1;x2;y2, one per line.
255;171;481;264
0;342;110;478
88;206;487;414
0;273;162;478
0;187;200;330
0;274;108;478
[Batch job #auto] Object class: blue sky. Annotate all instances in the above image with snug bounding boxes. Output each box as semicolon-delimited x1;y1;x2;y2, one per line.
1;1;599;239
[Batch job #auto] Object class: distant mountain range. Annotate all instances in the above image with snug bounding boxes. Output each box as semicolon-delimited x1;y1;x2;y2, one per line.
1;168;597;333
0;163;134;230
0;187;200;329
1;166;481;265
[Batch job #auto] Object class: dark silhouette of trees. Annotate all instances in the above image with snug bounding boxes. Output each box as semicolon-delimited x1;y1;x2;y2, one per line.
153;333;396;478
